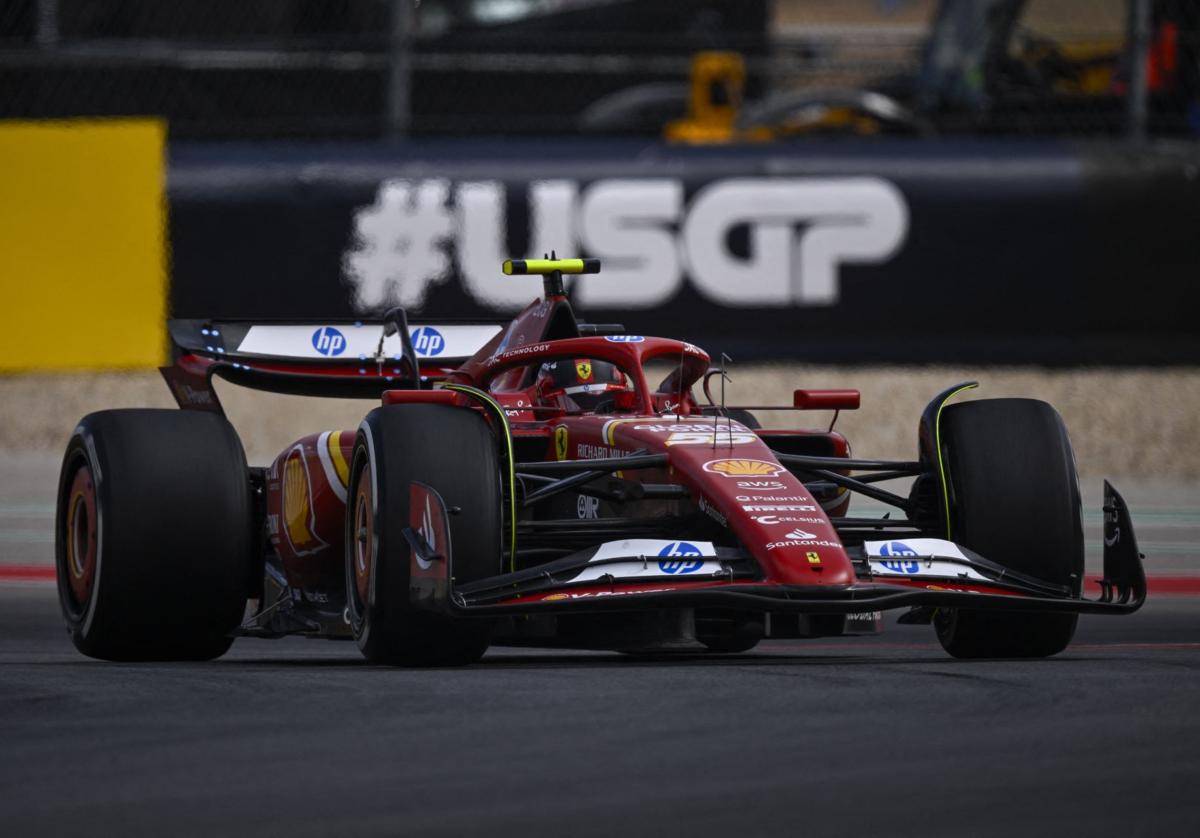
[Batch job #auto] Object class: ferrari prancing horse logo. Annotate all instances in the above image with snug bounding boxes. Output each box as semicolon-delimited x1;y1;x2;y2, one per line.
575;360;593;381
555;426;569;461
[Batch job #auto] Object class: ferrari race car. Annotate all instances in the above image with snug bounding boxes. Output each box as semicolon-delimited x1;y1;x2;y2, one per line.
55;258;1146;665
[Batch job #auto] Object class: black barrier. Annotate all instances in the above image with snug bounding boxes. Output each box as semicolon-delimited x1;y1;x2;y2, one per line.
168;139;1200;364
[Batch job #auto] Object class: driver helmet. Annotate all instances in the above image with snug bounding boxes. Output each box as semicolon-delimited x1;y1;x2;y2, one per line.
536;358;630;412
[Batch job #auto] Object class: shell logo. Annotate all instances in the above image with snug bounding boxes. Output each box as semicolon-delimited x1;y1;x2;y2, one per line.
283;447;327;555
702;458;784;478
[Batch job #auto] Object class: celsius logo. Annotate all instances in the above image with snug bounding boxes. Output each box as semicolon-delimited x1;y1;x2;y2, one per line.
657;542;704;574
879;541;919;557
312;326;347;357
343;177;908;312
604;335;645;343
410;326;445;356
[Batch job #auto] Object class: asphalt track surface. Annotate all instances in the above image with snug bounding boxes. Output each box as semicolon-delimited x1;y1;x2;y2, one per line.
2;453;1199;836
0;585;1196;837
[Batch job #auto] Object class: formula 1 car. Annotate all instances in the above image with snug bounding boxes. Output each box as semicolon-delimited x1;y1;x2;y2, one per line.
55;258;1146;665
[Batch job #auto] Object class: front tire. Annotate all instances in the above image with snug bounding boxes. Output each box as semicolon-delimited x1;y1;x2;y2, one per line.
934;398;1083;659
56;410;254;661
345;404;500;666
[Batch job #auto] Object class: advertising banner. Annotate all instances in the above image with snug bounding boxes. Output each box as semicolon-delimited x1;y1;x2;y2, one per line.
169;140;1200;364
1;119;166;370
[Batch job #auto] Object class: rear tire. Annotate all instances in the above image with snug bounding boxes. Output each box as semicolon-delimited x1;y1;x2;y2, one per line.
55;410;254;661
346;405;499;666
934;399;1083;659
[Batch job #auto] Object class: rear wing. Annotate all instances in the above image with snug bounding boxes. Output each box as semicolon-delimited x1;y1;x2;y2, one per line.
161;257;608;412
161;317;507;411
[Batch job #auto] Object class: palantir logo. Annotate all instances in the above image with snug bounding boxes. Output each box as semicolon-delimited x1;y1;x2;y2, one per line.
410;326;445;356
312;326;347;357
657;542;704;574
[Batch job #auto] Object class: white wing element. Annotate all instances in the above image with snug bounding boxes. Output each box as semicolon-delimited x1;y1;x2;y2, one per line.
864;538;991;583
236;323;503;360
868;535;988;581
571;539;722;582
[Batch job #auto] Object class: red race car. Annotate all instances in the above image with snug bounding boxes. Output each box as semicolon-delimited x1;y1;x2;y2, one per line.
55;257;1145;665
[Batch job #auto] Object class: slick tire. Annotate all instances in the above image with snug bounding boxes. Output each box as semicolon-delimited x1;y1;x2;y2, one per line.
346;405;500;666
56;409;254;661
934;398;1083;659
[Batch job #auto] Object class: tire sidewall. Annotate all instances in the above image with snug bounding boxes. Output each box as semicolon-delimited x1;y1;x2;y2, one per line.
56;433;106;648
345;405;499;665
54;409;253;661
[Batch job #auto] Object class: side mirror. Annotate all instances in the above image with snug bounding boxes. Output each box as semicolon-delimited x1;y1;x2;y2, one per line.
793;389;861;410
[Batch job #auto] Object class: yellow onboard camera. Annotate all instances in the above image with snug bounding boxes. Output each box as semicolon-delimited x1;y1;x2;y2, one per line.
502;258;601;276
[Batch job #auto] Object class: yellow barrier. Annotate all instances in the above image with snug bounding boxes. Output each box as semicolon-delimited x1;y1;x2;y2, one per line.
0;119;166;370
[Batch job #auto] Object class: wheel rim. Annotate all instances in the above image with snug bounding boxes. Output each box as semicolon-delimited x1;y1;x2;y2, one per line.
352;464;373;607
64;464;98;610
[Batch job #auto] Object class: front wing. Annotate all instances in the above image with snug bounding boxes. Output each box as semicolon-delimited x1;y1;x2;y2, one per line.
406;481;1145;619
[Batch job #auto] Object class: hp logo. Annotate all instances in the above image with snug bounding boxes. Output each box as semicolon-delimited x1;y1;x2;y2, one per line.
411;326;446;357
604;335;645;343
657;541;704;574
880;560;921;574
311;327;347;357
879;541;919;557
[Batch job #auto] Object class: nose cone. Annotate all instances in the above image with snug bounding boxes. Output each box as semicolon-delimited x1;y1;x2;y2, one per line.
607;418;855;585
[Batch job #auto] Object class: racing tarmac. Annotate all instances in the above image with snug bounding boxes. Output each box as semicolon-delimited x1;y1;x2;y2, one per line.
2;453;1199;836
1;585;1197;837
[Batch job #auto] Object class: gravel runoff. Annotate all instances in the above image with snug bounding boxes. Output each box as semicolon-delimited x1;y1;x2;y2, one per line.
1;367;1197;479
